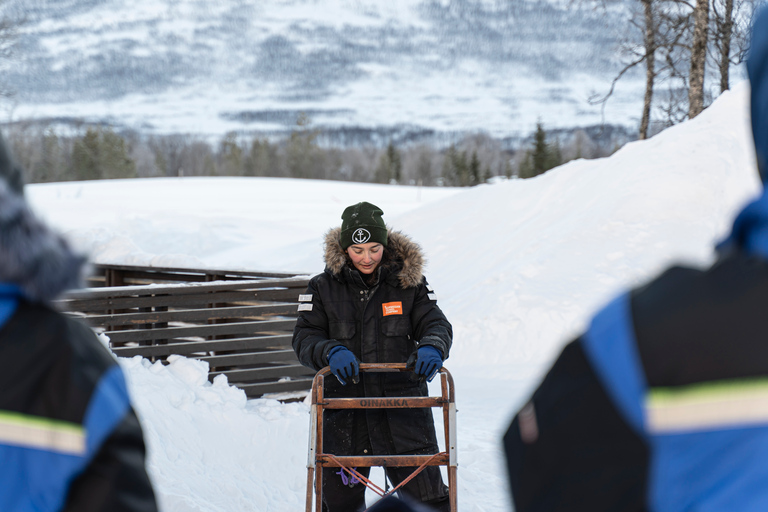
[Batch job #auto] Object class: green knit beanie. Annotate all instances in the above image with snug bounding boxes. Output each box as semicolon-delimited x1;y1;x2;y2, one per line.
340;201;388;250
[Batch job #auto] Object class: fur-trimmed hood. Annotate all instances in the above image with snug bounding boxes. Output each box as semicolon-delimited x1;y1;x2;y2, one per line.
323;227;425;288
0;173;85;303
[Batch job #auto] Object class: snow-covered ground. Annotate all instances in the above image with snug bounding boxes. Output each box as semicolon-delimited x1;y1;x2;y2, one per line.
26;81;761;511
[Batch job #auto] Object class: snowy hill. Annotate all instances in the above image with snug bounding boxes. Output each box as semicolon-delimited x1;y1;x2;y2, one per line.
3;0;648;143
26;82;760;511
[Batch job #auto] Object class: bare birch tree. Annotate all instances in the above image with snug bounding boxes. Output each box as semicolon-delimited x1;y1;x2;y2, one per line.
711;0;758;93
587;0;665;139
640;0;658;139
714;0;735;92
688;0;709;118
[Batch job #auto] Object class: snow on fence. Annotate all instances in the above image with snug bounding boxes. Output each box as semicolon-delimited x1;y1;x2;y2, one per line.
54;264;314;398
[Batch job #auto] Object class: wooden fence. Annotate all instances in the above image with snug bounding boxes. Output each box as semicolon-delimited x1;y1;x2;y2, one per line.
54;264;315;398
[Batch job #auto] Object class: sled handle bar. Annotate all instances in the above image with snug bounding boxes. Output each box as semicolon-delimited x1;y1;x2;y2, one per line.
312;363;455;403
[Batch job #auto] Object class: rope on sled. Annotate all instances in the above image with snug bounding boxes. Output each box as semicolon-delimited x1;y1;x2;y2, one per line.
324;452;443;511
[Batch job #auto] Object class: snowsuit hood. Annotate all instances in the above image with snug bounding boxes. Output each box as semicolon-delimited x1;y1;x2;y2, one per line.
749;6;768;182
323;227;426;289
0;136;85;302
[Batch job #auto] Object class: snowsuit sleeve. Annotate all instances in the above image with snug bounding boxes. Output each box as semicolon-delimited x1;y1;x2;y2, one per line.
503;337;648;511
63;320;158;512
292;275;344;371
0;303;158;512
64;407;158;512
410;277;452;360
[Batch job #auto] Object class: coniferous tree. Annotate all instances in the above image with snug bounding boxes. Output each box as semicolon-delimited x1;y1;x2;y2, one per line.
441;146;455;186
531;123;549;176
469;150;481;185
100;130;136;179
154;149;168;176
32;130;65;182
415;150;433;185
286;113;319;178
244;138;274;177
71;129;101;180
375;150;390;184
451;148;469;186
70;128;136;180
549;138;562;169
389;144;402;183
518;152;533;179
519;122;560;179
218;132;243;176
375;143;403;184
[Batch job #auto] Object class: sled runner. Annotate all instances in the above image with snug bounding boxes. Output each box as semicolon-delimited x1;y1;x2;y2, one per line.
305;363;458;511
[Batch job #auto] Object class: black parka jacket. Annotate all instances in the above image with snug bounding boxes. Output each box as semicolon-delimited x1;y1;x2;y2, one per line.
293;228;452;456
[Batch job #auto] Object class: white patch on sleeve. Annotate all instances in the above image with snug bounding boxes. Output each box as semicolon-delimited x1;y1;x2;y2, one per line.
427;293;437;301
426;284;434;292
298;303;313;312
299;294;313;302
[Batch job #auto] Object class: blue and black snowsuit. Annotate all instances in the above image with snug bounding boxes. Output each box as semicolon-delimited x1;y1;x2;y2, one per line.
0;137;157;512
504;9;768;512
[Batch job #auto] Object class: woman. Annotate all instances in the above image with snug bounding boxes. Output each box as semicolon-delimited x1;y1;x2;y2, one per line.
293;201;452;511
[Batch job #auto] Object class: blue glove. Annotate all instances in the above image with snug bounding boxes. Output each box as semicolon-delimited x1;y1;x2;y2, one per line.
409;346;443;382
328;346;359;385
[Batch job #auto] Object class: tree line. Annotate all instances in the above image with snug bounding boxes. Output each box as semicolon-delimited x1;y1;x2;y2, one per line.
4;119;624;186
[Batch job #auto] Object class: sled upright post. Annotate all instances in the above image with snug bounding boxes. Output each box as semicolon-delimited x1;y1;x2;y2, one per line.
305;363;458;511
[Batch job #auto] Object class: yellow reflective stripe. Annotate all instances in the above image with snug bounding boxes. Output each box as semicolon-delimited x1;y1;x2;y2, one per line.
646;378;768;434
0;410;85;455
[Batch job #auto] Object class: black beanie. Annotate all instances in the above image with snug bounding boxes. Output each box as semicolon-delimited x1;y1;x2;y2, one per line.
340;202;388;250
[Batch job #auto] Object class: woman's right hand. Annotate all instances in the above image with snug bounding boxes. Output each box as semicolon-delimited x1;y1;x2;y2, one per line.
327;346;360;385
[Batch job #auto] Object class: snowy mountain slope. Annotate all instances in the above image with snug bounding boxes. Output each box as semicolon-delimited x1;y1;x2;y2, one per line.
2;0;648;141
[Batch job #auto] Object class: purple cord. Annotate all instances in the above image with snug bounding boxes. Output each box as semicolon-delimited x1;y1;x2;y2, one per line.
336;468;360;486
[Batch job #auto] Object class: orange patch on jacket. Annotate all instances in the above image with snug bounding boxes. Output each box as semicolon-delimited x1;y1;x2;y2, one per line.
382;302;403;316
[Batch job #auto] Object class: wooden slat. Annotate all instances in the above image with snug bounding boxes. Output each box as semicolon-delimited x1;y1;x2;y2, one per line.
318;454;449;467
62;277;309;300
77;304;298;327
238;378;315;397
209;362;313;382
249;288;308;302
110;334;293;357
91;263;305;280
321;397;444;409
105;318;297;344
59;289;306;313
58;290;273;313
199;349;302;367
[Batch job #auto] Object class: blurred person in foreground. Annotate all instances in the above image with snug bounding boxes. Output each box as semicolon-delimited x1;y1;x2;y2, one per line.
293;201;452;511
0;135;157;511
504;10;768;512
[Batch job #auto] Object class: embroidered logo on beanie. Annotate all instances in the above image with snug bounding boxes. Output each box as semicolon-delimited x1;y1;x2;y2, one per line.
352;228;371;244
340;202;388;249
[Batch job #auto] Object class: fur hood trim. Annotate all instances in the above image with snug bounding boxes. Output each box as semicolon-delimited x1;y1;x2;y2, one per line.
323;227;425;288
0;182;85;302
